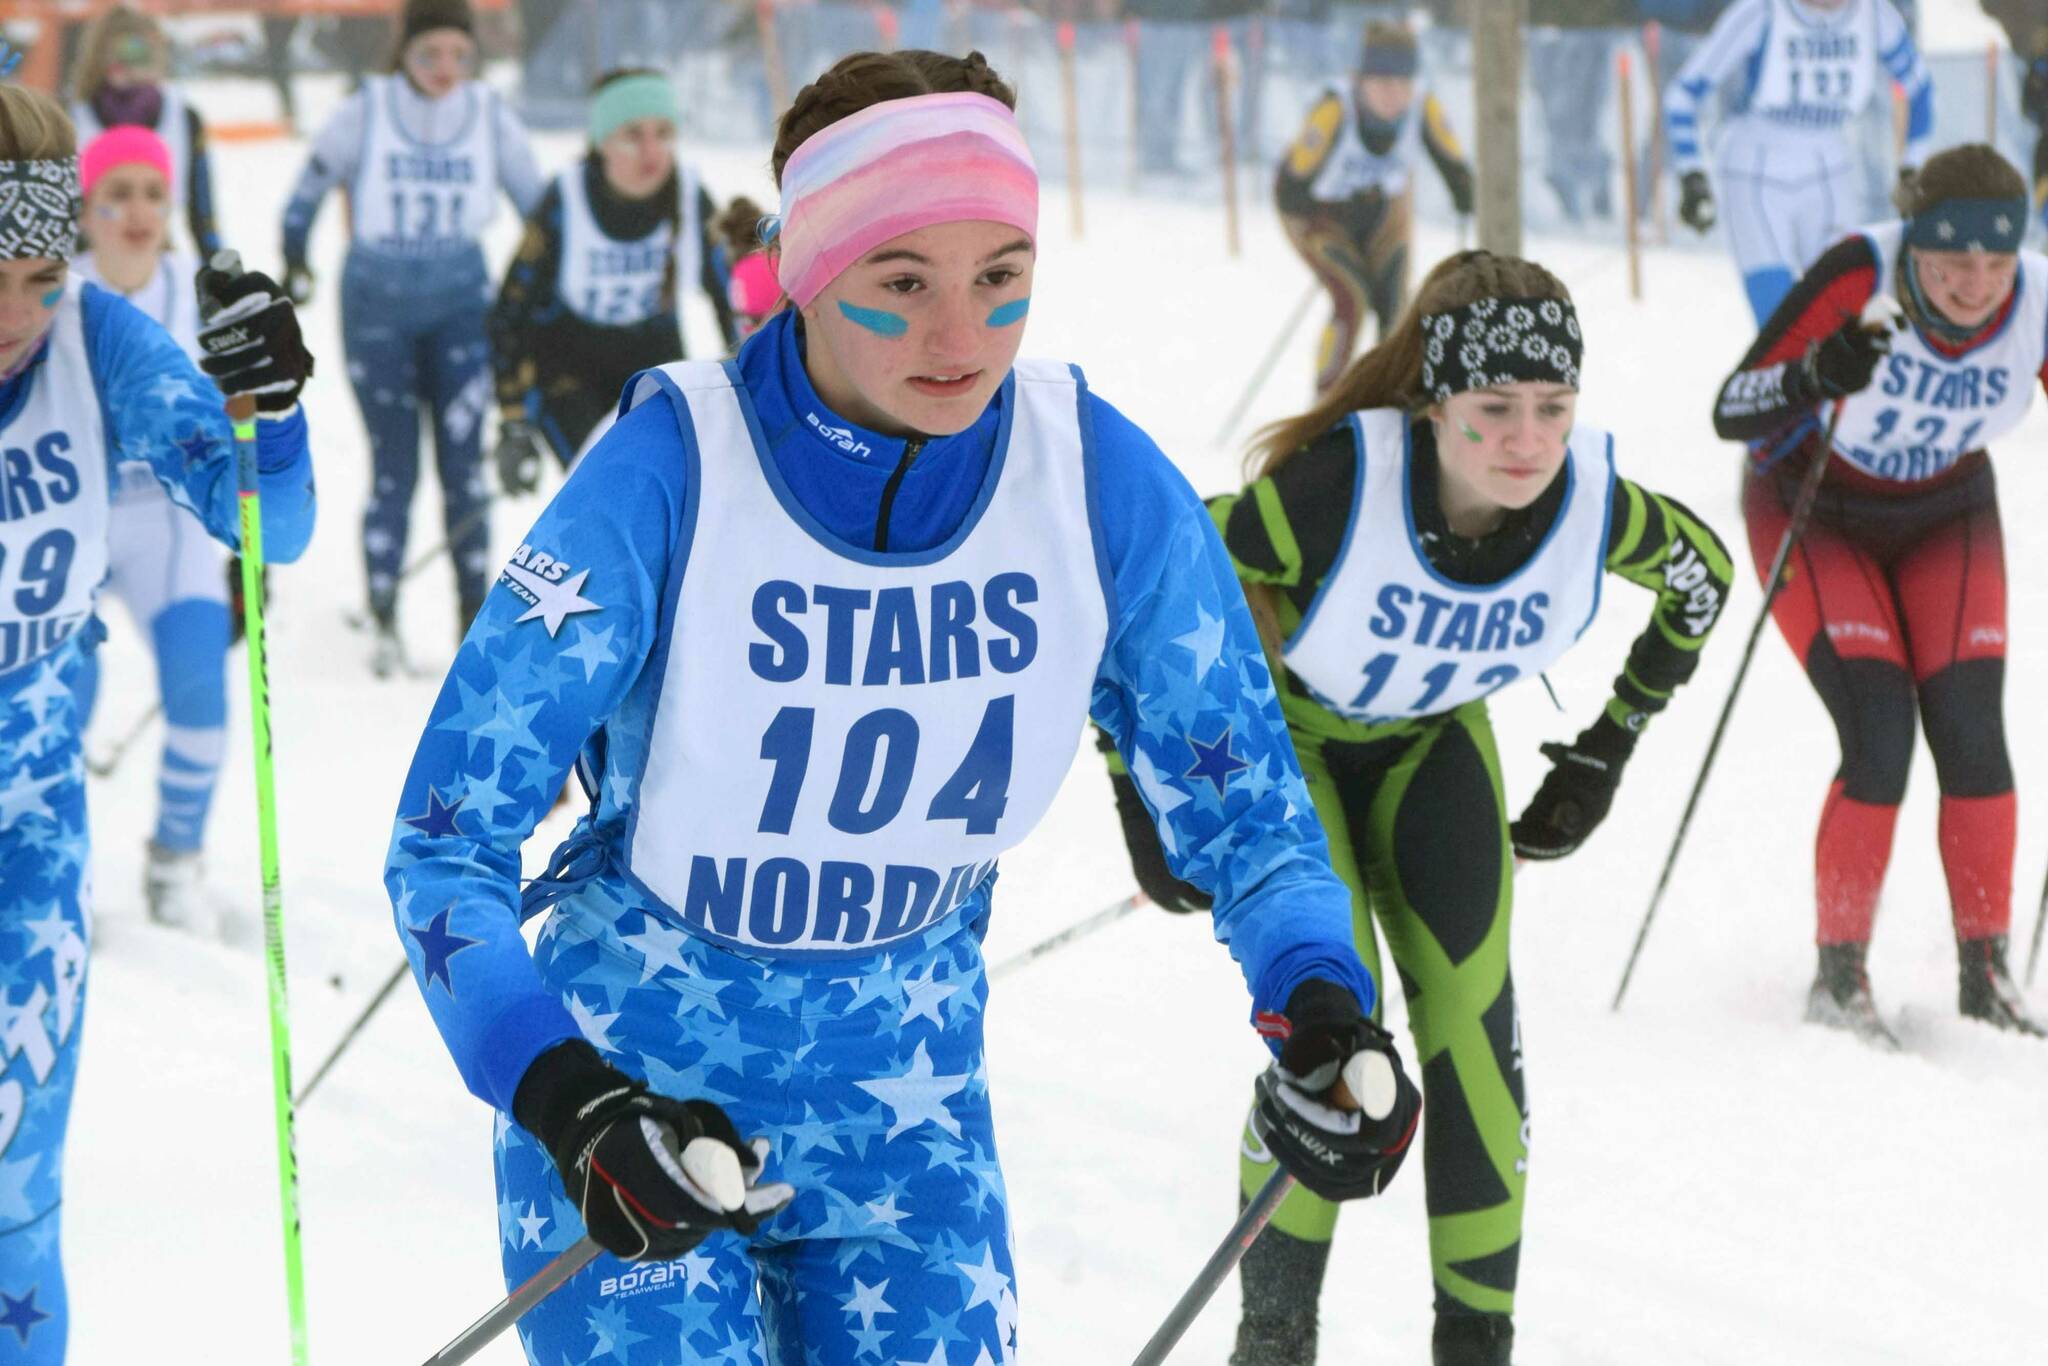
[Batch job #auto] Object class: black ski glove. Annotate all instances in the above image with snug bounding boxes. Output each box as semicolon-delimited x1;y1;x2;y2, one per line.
513;1040;794;1261
1097;728;1209;914
1786;312;1894;405
1252;979;1420;1202
1511;713;1638;861
496;418;550;496
196;256;314;414
1678;170;1716;233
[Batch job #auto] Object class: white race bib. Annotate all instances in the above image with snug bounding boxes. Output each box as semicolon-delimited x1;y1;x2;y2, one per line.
1283;408;1613;723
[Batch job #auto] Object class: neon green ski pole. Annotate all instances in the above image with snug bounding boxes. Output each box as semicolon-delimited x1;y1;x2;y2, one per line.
211;248;309;1364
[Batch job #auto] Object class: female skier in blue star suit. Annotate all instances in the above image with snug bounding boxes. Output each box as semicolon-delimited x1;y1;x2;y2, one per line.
385;49;1418;1366
0;85;316;1365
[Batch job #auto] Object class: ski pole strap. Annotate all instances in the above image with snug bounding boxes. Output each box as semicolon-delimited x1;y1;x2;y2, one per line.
518;825;614;924
424;1236;602;1365
1131;1169;1297;1366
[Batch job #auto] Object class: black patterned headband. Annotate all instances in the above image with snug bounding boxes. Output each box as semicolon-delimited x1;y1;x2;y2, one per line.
0;159;82;262
1420;295;1582;402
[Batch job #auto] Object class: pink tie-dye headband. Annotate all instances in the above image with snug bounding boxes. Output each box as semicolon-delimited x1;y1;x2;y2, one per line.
775;90;1038;309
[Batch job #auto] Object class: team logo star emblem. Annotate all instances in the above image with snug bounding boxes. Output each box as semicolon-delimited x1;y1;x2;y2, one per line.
1935;220;1956;241
499;561;601;637
173;425;216;469
1183;727;1250;797
400;785;467;838
0;1287;49;1345
408;905;480;994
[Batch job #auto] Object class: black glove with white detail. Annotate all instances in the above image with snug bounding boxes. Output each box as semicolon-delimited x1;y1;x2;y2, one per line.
1510;713;1637;861
1783;308;1899;406
195;255;314;414
1252;979;1420;1202
514;1040;794;1261
495;418;550;496
1678;171;1716;233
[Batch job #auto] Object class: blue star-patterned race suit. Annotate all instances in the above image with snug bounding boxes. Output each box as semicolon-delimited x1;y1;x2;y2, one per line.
385;309;1373;1366
0;284;315;1364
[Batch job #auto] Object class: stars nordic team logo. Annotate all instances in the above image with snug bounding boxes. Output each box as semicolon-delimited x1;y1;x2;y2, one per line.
498;544;601;637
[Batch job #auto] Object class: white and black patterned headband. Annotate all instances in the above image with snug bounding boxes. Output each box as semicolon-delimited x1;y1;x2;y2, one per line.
0;158;82;262
1420;295;1582;402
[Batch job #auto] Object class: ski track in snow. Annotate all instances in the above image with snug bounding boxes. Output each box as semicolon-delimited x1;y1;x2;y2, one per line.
65;62;2047;1365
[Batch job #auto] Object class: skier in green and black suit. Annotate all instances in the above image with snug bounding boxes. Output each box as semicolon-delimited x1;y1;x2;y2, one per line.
1104;250;1734;1366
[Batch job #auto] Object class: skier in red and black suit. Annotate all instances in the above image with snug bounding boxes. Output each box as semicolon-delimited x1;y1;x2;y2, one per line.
1712;143;2046;1045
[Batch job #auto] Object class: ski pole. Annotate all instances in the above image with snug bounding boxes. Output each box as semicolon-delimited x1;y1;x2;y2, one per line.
1614;297;1905;1009
2025;861;2046;987
422;1236;602;1365
295;959;409;1106
85;700;161;778
989;891;1145;982
1131;1169;1296;1365
1213;281;1321;450
206;250;310;1364
1614;400;1855;1011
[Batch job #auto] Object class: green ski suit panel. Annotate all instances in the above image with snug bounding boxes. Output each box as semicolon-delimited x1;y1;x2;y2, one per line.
1212;415;1732;1317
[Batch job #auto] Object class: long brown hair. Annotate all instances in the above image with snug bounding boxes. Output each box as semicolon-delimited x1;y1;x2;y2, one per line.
772;49;1016;187
0;85;78;160
1248;249;1573;482
68;5;167;105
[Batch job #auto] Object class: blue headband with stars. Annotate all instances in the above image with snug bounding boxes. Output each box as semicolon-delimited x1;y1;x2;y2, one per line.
1905;196;2028;254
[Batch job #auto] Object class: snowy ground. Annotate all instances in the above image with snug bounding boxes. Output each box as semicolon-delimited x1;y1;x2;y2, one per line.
60;70;2048;1366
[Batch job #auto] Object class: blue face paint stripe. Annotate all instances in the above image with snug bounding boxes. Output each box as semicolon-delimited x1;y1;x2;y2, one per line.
837;301;909;338
985;298;1030;328
39;288;61;308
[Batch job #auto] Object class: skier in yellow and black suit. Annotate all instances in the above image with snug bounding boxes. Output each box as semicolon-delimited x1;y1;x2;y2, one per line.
1103;251;1733;1365
1277;21;1475;395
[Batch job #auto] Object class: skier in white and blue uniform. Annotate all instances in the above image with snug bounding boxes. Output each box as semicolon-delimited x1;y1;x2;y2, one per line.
1665;0;1933;323
280;0;541;666
68;125;231;930
386;51;1420;1366
0;86;316;1364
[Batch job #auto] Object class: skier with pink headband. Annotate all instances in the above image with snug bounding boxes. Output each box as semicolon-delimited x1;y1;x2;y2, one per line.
71;124;240;931
387;49;1417;1364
